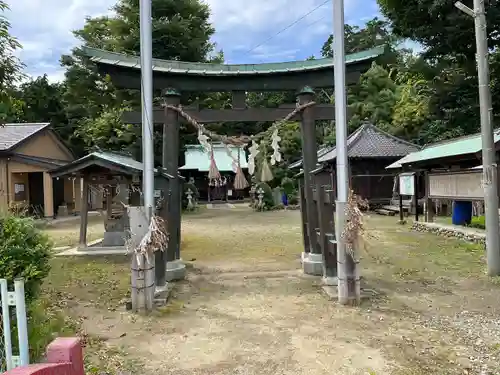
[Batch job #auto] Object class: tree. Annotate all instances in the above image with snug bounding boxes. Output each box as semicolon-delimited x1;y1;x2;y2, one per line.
376;0;500;140
376;0;500;64
60;0;217;156
390;77;431;140
322;18;396;56
347;63;399;131
74;0;215;62
76;106;138;153
0;1;24;123
321;17;404;66
15;75;70;134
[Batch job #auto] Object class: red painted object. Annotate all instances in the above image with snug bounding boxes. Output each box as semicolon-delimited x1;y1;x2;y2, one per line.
3;338;83;375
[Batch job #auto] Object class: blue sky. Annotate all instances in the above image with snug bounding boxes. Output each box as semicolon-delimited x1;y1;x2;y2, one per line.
7;0;383;82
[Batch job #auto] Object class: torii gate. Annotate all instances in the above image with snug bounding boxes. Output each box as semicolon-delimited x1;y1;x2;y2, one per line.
82;45;384;292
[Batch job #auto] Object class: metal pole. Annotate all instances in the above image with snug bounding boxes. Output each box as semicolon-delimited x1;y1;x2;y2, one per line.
456;0;500;275
14;279;29;366
475;0;500;276
139;0;156;310
0;279;13;370
333;0;351;304
139;0;154;218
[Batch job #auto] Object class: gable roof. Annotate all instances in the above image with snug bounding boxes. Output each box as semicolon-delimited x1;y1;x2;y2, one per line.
289;123;421;169
82;46;384;76
386;129;500;169
180;143;247;172
0;123;50;151
288;146;331;169
10;154;69;169
50;151;183;179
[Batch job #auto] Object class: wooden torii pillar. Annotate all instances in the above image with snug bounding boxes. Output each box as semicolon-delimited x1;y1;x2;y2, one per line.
297;87;323;276
163;89;182;264
78;177;89;249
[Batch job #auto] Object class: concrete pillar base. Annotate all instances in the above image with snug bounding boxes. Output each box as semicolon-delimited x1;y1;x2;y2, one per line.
154;284;169;294
322;276;338;286
301;252;309;264
165;259;186;281
302;253;323;276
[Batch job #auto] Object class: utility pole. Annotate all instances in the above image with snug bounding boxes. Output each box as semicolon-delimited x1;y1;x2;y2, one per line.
333;0;356;303
139;0;154;217
455;0;500;276
137;0;157;311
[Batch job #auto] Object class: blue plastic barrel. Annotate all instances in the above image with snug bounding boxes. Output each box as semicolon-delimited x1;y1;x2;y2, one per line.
452;201;473;225
282;193;288;206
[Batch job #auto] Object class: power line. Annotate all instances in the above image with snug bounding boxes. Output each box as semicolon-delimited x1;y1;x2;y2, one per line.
245;0;330;56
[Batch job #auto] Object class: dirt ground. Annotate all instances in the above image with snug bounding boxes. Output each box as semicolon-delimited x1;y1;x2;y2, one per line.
44;206;500;375
41;214;105;247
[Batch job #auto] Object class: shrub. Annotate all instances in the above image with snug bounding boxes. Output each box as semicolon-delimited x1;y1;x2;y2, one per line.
280;177;295;196
470;215;485;229
0;215;52;304
288;191;299;205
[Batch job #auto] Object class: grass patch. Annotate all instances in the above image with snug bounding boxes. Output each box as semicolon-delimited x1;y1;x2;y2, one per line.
470;215;485;229
84;339;144;375
182;233;302;262
364;217;486;282
28;297;76;361
44;256;131;308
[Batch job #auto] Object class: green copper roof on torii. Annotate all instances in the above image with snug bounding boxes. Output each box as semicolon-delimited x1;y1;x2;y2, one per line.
81;46;385;76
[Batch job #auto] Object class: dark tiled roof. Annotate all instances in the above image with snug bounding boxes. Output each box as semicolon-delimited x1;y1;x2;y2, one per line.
0;123;50;151
289;147;330;169
318;123;420;163
289;123;421;169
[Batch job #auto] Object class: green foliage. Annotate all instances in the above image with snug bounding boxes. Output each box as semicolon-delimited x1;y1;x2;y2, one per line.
321;18;401;57
59;0;217;157
376;0;500;142
376;0;500;64
321;17;405;68
390;78;430;140
28;298;73;361
470;216;486;230
288;192;299;206
0;215;52;304
76;106;138;152
348;62;399;131
281;177;295;196
0;1;25;124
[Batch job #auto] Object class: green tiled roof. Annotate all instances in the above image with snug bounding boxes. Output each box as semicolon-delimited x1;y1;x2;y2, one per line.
50;150;180;179
387;130;500;169
81;46;384;76
180;144;247;172
92;151;145;172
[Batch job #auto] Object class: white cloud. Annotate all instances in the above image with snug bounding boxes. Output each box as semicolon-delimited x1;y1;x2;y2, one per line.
6;0;115;82
5;0;374;82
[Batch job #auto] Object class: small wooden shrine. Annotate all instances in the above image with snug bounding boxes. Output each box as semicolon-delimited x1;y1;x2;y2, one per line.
50;151;180;251
387;130;500;222
291;123;421;206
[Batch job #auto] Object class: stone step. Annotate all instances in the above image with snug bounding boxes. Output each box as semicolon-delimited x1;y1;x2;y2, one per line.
375;208;396;216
